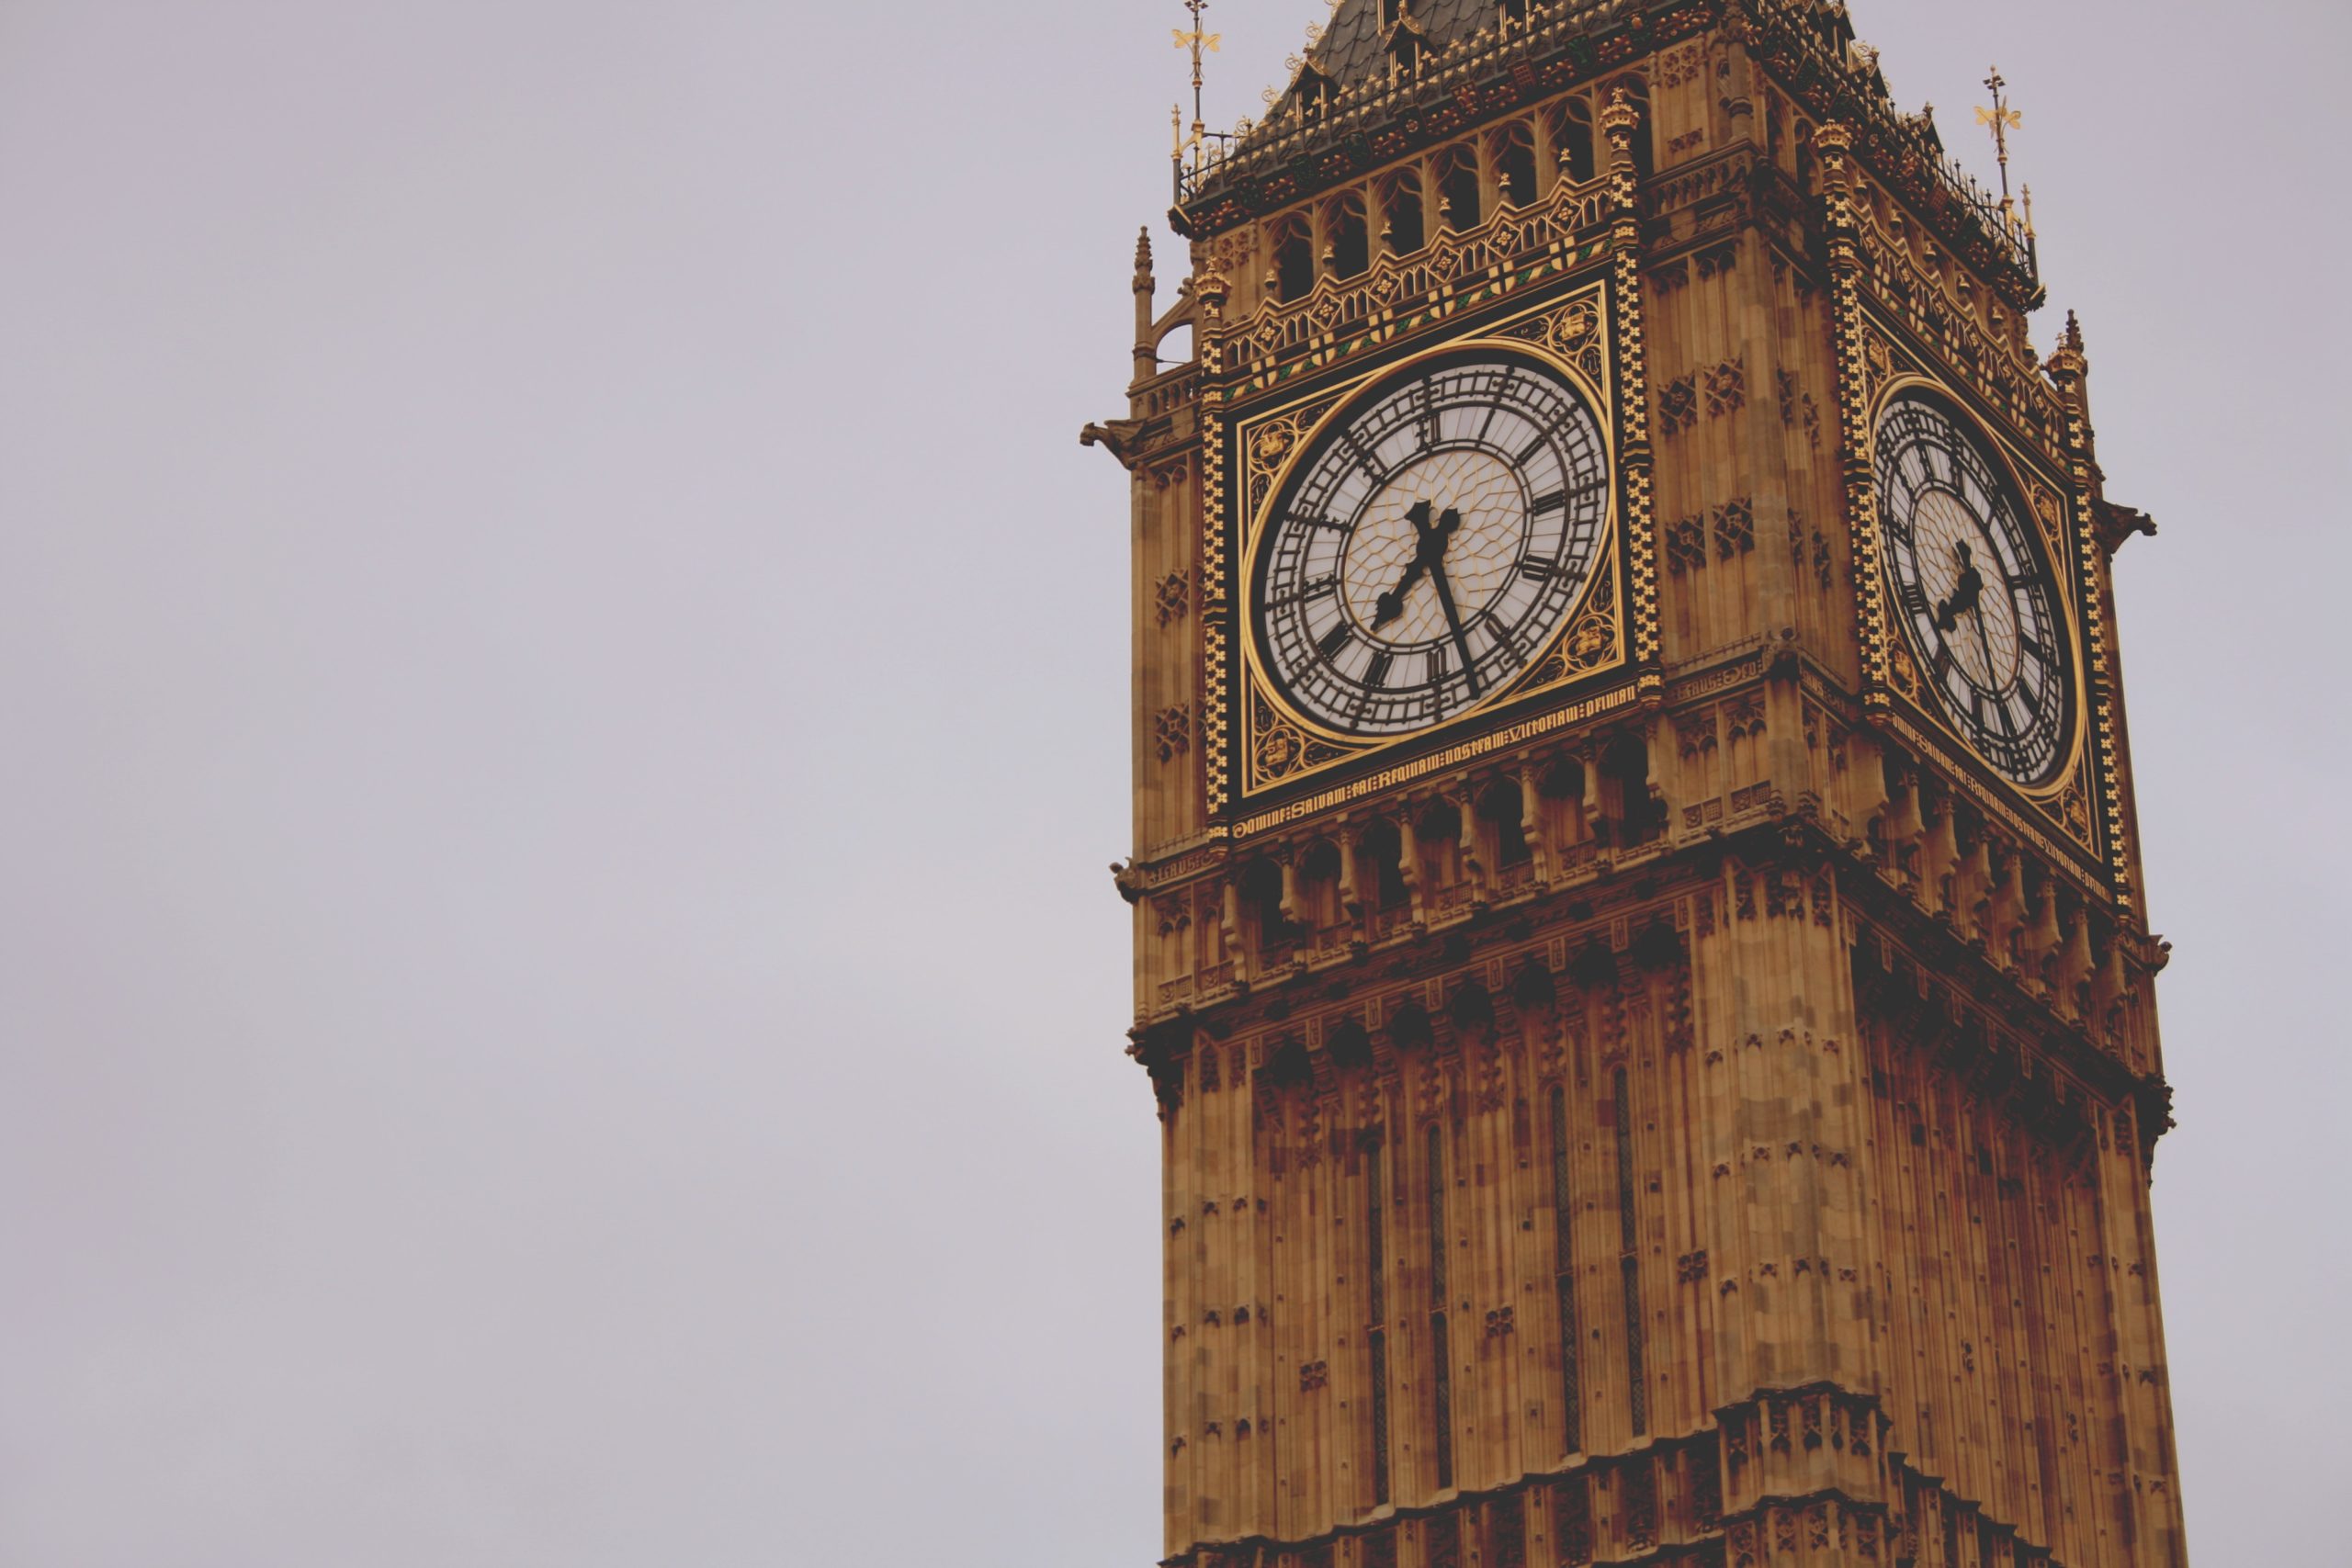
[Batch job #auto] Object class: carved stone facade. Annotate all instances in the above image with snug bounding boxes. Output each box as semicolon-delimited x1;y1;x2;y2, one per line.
1093;4;2186;1565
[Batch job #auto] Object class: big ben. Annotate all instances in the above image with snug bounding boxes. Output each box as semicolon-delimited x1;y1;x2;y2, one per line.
1091;2;2188;1563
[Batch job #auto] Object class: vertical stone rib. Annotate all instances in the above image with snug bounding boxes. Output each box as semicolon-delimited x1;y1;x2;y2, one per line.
1428;1118;1455;1492
1611;1065;1647;1438
1366;1136;1392;1507
1548;1086;1582;1456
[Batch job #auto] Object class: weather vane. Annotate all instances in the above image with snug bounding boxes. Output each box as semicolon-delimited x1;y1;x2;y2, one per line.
1975;65;2023;221
1172;0;1222;174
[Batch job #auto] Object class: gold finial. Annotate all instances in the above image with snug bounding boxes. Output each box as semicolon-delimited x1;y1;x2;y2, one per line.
1975;65;2024;220
1599;85;1639;138
2047;309;2087;379
1172;0;1222;174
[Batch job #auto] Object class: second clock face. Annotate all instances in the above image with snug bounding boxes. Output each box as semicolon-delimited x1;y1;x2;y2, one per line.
1252;351;1611;738
1874;388;2074;786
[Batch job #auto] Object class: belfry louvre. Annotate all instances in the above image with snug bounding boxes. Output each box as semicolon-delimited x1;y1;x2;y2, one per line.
1090;3;2188;1564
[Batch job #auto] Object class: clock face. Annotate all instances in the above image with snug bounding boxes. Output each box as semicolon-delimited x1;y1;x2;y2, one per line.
1874;388;2074;786
1251;351;1611;738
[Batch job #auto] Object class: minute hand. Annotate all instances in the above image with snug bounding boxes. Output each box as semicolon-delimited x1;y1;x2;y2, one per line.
1427;513;1482;698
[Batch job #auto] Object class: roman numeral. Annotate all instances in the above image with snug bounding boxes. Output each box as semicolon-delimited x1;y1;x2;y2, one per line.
1272;576;1339;607
1518;558;1557;581
1530;479;1605;516
1342;429;1386;479
1317;621;1353;660
1364;650;1394;691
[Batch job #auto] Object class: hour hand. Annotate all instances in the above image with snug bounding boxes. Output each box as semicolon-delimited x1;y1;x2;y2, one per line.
1934;542;1984;633
1372;502;1439;629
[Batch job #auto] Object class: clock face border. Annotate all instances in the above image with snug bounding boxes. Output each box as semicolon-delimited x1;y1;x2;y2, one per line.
1866;369;2093;813
1244;342;1615;743
1219;284;1636;820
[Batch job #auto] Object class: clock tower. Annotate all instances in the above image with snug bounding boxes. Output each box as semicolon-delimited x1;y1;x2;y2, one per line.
1091;4;2189;1565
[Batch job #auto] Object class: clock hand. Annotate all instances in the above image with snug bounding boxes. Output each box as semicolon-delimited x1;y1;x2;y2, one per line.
1962;598;1998;692
1928;540;1995;687
1401;510;1476;691
1372;500;1439;631
1420;549;1476;695
1933;540;1984;634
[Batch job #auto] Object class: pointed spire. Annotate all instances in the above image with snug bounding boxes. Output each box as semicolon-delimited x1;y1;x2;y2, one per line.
2046;309;2087;384
1133;228;1160;384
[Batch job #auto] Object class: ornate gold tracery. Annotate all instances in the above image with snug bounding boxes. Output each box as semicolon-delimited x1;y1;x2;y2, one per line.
1226;285;1635;809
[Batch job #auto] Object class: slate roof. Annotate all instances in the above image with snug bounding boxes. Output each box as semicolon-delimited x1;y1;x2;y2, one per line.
1295;0;1510;94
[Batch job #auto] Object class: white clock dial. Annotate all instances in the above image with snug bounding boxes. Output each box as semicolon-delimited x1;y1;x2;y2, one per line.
1252;352;1610;738
1874;388;2074;786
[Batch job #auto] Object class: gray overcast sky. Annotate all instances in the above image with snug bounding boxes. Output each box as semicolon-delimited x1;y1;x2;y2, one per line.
0;3;2343;1563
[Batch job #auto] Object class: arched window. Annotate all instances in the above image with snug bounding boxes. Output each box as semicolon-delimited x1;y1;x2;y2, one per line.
1271;215;1315;303
1477;777;1532;870
1239;858;1300;954
1552;97;1598;185
1326;193;1370;280
1537;754;1589;850
1297;839;1345;930
1491;120;1538;209
1361;818;1411;910
1598;733;1661;848
1617;83;1655;178
1379;169;1426;257
1415;798;1464;888
1435;143;1480;231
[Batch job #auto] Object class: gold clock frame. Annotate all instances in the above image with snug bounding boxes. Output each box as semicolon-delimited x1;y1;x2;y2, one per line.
1222;282;1635;818
1858;354;2103;864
